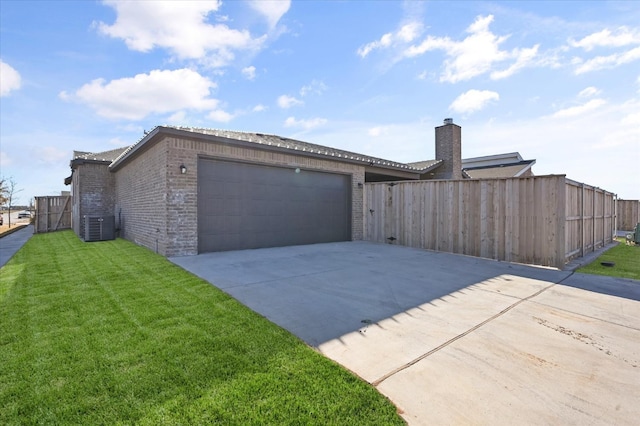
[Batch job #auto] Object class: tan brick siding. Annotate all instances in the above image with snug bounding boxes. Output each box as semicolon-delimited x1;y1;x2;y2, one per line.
115;142;168;254
72;162;116;238
434;124;462;180
115;135;365;256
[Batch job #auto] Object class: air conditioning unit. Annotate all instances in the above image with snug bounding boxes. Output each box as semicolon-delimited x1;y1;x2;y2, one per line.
84;216;115;242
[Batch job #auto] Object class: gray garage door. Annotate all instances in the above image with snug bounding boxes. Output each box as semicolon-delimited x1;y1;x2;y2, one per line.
198;158;352;252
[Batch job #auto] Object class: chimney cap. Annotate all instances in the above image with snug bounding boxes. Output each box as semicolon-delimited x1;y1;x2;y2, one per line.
443;118;454;125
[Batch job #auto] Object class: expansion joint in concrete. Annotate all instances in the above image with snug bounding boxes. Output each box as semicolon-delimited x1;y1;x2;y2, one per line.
371;280;562;387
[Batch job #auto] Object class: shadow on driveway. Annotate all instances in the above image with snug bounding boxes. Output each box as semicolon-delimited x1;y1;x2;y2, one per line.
171;241;576;347
171;241;640;425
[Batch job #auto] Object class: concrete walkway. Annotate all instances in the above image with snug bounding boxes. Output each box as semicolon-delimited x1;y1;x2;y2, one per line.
0;225;34;268
171;242;640;425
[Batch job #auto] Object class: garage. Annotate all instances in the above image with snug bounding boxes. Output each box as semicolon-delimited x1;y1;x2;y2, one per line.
197;157;352;252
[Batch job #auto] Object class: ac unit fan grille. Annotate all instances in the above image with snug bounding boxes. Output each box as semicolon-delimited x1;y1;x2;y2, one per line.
84;216;115;242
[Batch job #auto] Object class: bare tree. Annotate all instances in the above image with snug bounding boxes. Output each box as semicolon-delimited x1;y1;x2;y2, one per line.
1;177;22;227
0;177;7;207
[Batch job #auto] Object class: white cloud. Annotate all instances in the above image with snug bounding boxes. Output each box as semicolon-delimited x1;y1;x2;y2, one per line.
368;126;389;137
242;66;256;80
300;79;327;97
62;68;219;120
621;110;640;126
96;1;264;67
277;94;303;108
208;109;235;122
0;60;22;97
284;116;327;130
403;15;538;83
449;89;499;114
253;104;267;112
464;98;639;198
551;98;607;118
35;146;69;164
358;33;393;58
569;27;640;51
490;45;539;80
578;86;601;98
357;21;422;57
574;46;640;74
417;70;430;80
167;111;187;123
247;0;291;29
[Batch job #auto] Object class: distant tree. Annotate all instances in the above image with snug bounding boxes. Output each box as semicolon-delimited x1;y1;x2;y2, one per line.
2;177;22;227
0;177;7;207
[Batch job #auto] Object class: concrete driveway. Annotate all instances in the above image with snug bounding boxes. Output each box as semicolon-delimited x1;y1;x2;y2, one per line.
170;241;640;425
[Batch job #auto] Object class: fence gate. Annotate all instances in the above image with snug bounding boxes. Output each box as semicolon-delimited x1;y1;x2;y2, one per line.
35;195;72;233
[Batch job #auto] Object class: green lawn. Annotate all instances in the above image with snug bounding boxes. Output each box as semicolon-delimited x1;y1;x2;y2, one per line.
0;231;404;425
577;239;640;280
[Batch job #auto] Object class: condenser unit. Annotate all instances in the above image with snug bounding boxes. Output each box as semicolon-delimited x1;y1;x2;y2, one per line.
84;216;115;242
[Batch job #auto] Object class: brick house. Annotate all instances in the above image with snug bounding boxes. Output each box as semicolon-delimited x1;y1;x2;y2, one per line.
66;120;534;256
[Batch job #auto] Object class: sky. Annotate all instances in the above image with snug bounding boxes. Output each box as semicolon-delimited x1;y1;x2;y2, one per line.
1;0;639;205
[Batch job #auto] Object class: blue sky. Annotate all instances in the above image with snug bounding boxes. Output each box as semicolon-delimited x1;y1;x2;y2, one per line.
1;0;639;204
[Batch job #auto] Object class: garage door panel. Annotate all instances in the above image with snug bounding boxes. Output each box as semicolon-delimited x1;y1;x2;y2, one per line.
198;158;351;253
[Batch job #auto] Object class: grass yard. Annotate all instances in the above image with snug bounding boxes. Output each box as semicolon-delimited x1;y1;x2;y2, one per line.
577;239;640;280
0;231;404;425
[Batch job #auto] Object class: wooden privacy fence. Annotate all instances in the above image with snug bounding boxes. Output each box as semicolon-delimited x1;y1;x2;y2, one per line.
364;175;615;268
616;199;640;231
565;180;616;260
35;195;72;233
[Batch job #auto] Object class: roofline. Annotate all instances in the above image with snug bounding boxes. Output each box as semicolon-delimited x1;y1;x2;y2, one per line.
70;157;113;168
462;159;535;171
419;161;443;174
109;127;161;171
462;152;523;165
109;126;437;174
513;159;536;177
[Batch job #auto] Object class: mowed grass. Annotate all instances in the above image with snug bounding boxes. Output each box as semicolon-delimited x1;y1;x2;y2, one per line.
577;239;640;280
0;231;404;425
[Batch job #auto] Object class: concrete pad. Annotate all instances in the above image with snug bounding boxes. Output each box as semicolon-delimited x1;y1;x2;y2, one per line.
170;241;640;425
318;275;552;382
378;296;640;425
171;242;571;346
532;280;640;329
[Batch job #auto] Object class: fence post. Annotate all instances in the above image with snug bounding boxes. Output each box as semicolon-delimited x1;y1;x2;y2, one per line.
581;183;585;258
555;176;567;268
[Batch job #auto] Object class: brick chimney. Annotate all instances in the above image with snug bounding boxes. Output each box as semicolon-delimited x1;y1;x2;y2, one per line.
433;118;462;180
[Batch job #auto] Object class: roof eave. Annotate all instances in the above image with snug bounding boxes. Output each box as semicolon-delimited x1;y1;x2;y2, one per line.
418;160;443;174
109;127;162;172
109;126;425;174
514;159;536;177
70;157;113;168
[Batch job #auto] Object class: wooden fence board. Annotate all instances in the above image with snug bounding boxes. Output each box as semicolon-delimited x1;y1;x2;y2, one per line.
617;200;640;231
364;175;614;268
35;195;72;233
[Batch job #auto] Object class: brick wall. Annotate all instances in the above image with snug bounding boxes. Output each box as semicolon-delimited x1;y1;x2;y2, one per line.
114;134;365;257
72;162;116;238
114;142;168;254
433;123;462;180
